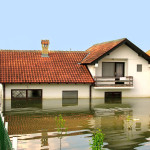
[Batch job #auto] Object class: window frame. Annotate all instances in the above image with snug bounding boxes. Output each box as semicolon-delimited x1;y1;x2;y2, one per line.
102;62;125;77
11;89;42;100
137;64;142;72
62;90;78;106
11;89;27;99
102;62;115;77
105;92;122;103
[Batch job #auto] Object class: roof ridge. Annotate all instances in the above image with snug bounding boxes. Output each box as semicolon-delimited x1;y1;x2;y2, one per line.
0;49;87;53
49;51;87;53
0;50;41;52
92;38;126;46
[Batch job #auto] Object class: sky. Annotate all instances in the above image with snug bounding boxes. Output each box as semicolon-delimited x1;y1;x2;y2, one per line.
0;0;150;52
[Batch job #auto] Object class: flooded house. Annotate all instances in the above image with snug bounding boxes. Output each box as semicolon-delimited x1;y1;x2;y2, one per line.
0;38;150;112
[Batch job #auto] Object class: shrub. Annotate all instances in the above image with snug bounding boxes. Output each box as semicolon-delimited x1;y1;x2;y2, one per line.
90;129;104;150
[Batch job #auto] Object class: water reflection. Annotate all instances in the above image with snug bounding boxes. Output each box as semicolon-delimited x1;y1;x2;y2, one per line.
11;99;42;108
7;98;92;113
3;98;150;150
41;130;49;147
62;98;78;106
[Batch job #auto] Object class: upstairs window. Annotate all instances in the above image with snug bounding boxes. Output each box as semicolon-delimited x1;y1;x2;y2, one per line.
137;64;142;72
102;62;115;77
102;62;124;77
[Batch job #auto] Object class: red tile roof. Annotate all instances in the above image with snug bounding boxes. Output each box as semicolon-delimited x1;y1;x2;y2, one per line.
146;50;150;56
81;38;126;64
0;51;94;83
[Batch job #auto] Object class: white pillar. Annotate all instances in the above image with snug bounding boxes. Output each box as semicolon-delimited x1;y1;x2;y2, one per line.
12;137;18;150
2;116;4;123
1;84;3;112
5;122;8;131
0;111;3;118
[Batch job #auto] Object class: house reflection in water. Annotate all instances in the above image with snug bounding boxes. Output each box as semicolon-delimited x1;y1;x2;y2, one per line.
4;98;150;150
5;112;93;150
41;130;49;147
6;98;104;113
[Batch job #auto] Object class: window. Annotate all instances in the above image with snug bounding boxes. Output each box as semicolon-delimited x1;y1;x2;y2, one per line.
137;64;142;72
11;89;42;100
62;91;78;106
11;89;42;108
105;92;122;103
102;62;115;77
12;90;26;98
102;62;124;77
28;90;42;98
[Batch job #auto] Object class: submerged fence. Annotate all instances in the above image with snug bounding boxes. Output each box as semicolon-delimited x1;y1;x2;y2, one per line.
0;112;13;150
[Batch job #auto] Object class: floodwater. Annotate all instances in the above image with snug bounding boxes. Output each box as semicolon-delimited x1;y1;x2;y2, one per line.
3;98;150;150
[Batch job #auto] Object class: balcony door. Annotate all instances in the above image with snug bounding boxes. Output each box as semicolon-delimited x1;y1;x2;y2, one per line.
115;62;124;77
102;62;124;77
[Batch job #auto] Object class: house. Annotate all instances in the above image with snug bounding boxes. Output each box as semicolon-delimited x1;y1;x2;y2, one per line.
1;38;150;112
82;38;150;99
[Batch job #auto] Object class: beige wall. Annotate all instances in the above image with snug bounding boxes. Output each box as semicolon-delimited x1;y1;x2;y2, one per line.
88;44;150;98
5;83;90;100
87;65;96;76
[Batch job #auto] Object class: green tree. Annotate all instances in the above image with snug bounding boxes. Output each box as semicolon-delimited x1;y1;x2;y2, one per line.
55;114;67;150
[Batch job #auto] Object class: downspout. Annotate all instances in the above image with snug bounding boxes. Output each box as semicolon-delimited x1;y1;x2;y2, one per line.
3;83;5;113
89;84;92;111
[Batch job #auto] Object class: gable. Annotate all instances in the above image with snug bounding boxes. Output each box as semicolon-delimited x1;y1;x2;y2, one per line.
103;44;145;61
81;38;150;65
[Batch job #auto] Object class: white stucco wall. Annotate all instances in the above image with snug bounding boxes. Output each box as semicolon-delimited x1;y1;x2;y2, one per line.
88;44;150;98
87;65;95;76
5;83;90;100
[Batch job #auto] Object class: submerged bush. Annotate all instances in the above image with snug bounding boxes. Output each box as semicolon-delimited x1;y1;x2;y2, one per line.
90;129;104;150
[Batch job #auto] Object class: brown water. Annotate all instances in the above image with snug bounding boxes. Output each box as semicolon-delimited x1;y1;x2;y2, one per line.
4;98;150;150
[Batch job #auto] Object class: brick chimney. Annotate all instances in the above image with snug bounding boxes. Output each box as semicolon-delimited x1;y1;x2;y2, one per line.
41;40;50;57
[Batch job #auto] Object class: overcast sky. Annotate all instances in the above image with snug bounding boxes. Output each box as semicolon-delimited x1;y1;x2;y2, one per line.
0;0;150;52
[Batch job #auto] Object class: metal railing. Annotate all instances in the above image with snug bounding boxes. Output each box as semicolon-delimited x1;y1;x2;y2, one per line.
94;76;133;87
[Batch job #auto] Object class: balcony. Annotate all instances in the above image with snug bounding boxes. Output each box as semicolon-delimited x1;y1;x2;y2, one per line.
94;76;134;89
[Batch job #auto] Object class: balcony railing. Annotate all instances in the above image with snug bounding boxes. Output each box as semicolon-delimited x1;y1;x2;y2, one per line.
94;76;133;87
